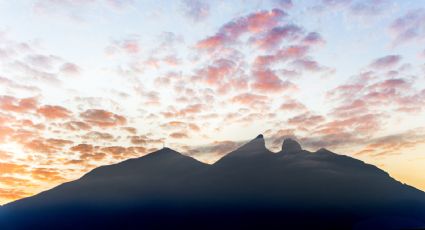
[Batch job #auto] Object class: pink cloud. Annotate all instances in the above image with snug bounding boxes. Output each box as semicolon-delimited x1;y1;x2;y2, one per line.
231;93;268;105
279;99;307;111
106;37;141;56
251;69;297;93
196;9;287;51
254;45;309;68
251;25;303;50
195;33;229;51
60;62;81;75
121;39;140;54
369;55;402;69
288;112;325;128
302;32;325;46
292;58;325;72
198;59;235;85
390;8;425;46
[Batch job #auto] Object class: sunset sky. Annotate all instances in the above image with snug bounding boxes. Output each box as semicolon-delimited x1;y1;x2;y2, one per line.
1;0;425;205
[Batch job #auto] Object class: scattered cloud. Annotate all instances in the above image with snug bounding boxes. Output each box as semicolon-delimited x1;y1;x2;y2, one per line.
181;0;210;21
390;8;425;46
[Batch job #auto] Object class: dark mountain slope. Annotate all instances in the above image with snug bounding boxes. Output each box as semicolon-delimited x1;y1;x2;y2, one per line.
1;135;424;230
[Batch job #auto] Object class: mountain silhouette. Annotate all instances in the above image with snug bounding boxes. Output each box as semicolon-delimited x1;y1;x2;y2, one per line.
1;135;424;230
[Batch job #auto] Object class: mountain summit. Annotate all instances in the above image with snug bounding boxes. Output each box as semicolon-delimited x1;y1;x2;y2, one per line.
281;138;302;153
1;135;424;230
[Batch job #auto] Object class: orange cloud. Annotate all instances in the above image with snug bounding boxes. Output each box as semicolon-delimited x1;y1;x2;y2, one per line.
63;121;91;131
37;105;71;119
83;131;114;141
0;188;31;201
0;162;28;175
80;109;127;127
31;168;65;182
70;144;94;153
170;132;188;139
0;96;38;113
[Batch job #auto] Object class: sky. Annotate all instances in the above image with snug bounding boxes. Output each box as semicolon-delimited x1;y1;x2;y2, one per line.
0;0;425;205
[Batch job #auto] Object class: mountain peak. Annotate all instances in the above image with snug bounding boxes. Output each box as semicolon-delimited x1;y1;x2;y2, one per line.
243;134;266;149
281;138;302;153
146;147;184;158
219;134;268;160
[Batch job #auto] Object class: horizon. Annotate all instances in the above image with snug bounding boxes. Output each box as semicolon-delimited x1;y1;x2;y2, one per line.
1;0;425;205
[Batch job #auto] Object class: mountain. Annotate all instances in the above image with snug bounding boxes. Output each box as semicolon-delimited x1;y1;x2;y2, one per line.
1;135;424;230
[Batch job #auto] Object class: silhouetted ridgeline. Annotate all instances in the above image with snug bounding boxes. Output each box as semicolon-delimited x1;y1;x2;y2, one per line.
0;135;424;230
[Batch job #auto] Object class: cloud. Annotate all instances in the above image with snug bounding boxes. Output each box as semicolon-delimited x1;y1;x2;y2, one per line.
80;109;127;127
251;69;297;93
369;55;402;69
390;8;425;46
355;129;425;157
63;121;92;131
0;188;31;202
196;8;287;51
288;112;325;128
231;93;268;106
181;0;210;21
31;168;65;182
302;32;325;46
23;138;69;154
25;54;60;70
100;146;126;155
71;144;94;153
0;96;38;113
254;45;309;69
170;132;188;139
37;105;72;119
162;104;205;118
82;131;115;141
0;162;28;175
60;62;81;75
251;25;303;50
274;0;293;9
292;58;326;72
279;99;307;111
197;58;236;85
129;135;148;145
349;0;390;16
106;36;141;56
188;140;241;161
195;33;229;51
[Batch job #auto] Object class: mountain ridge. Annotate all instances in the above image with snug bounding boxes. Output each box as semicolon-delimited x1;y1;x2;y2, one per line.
1;134;424;230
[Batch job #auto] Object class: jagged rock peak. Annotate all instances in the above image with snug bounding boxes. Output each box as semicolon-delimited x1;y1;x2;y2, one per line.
282;138;302;153
255;134;264;139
